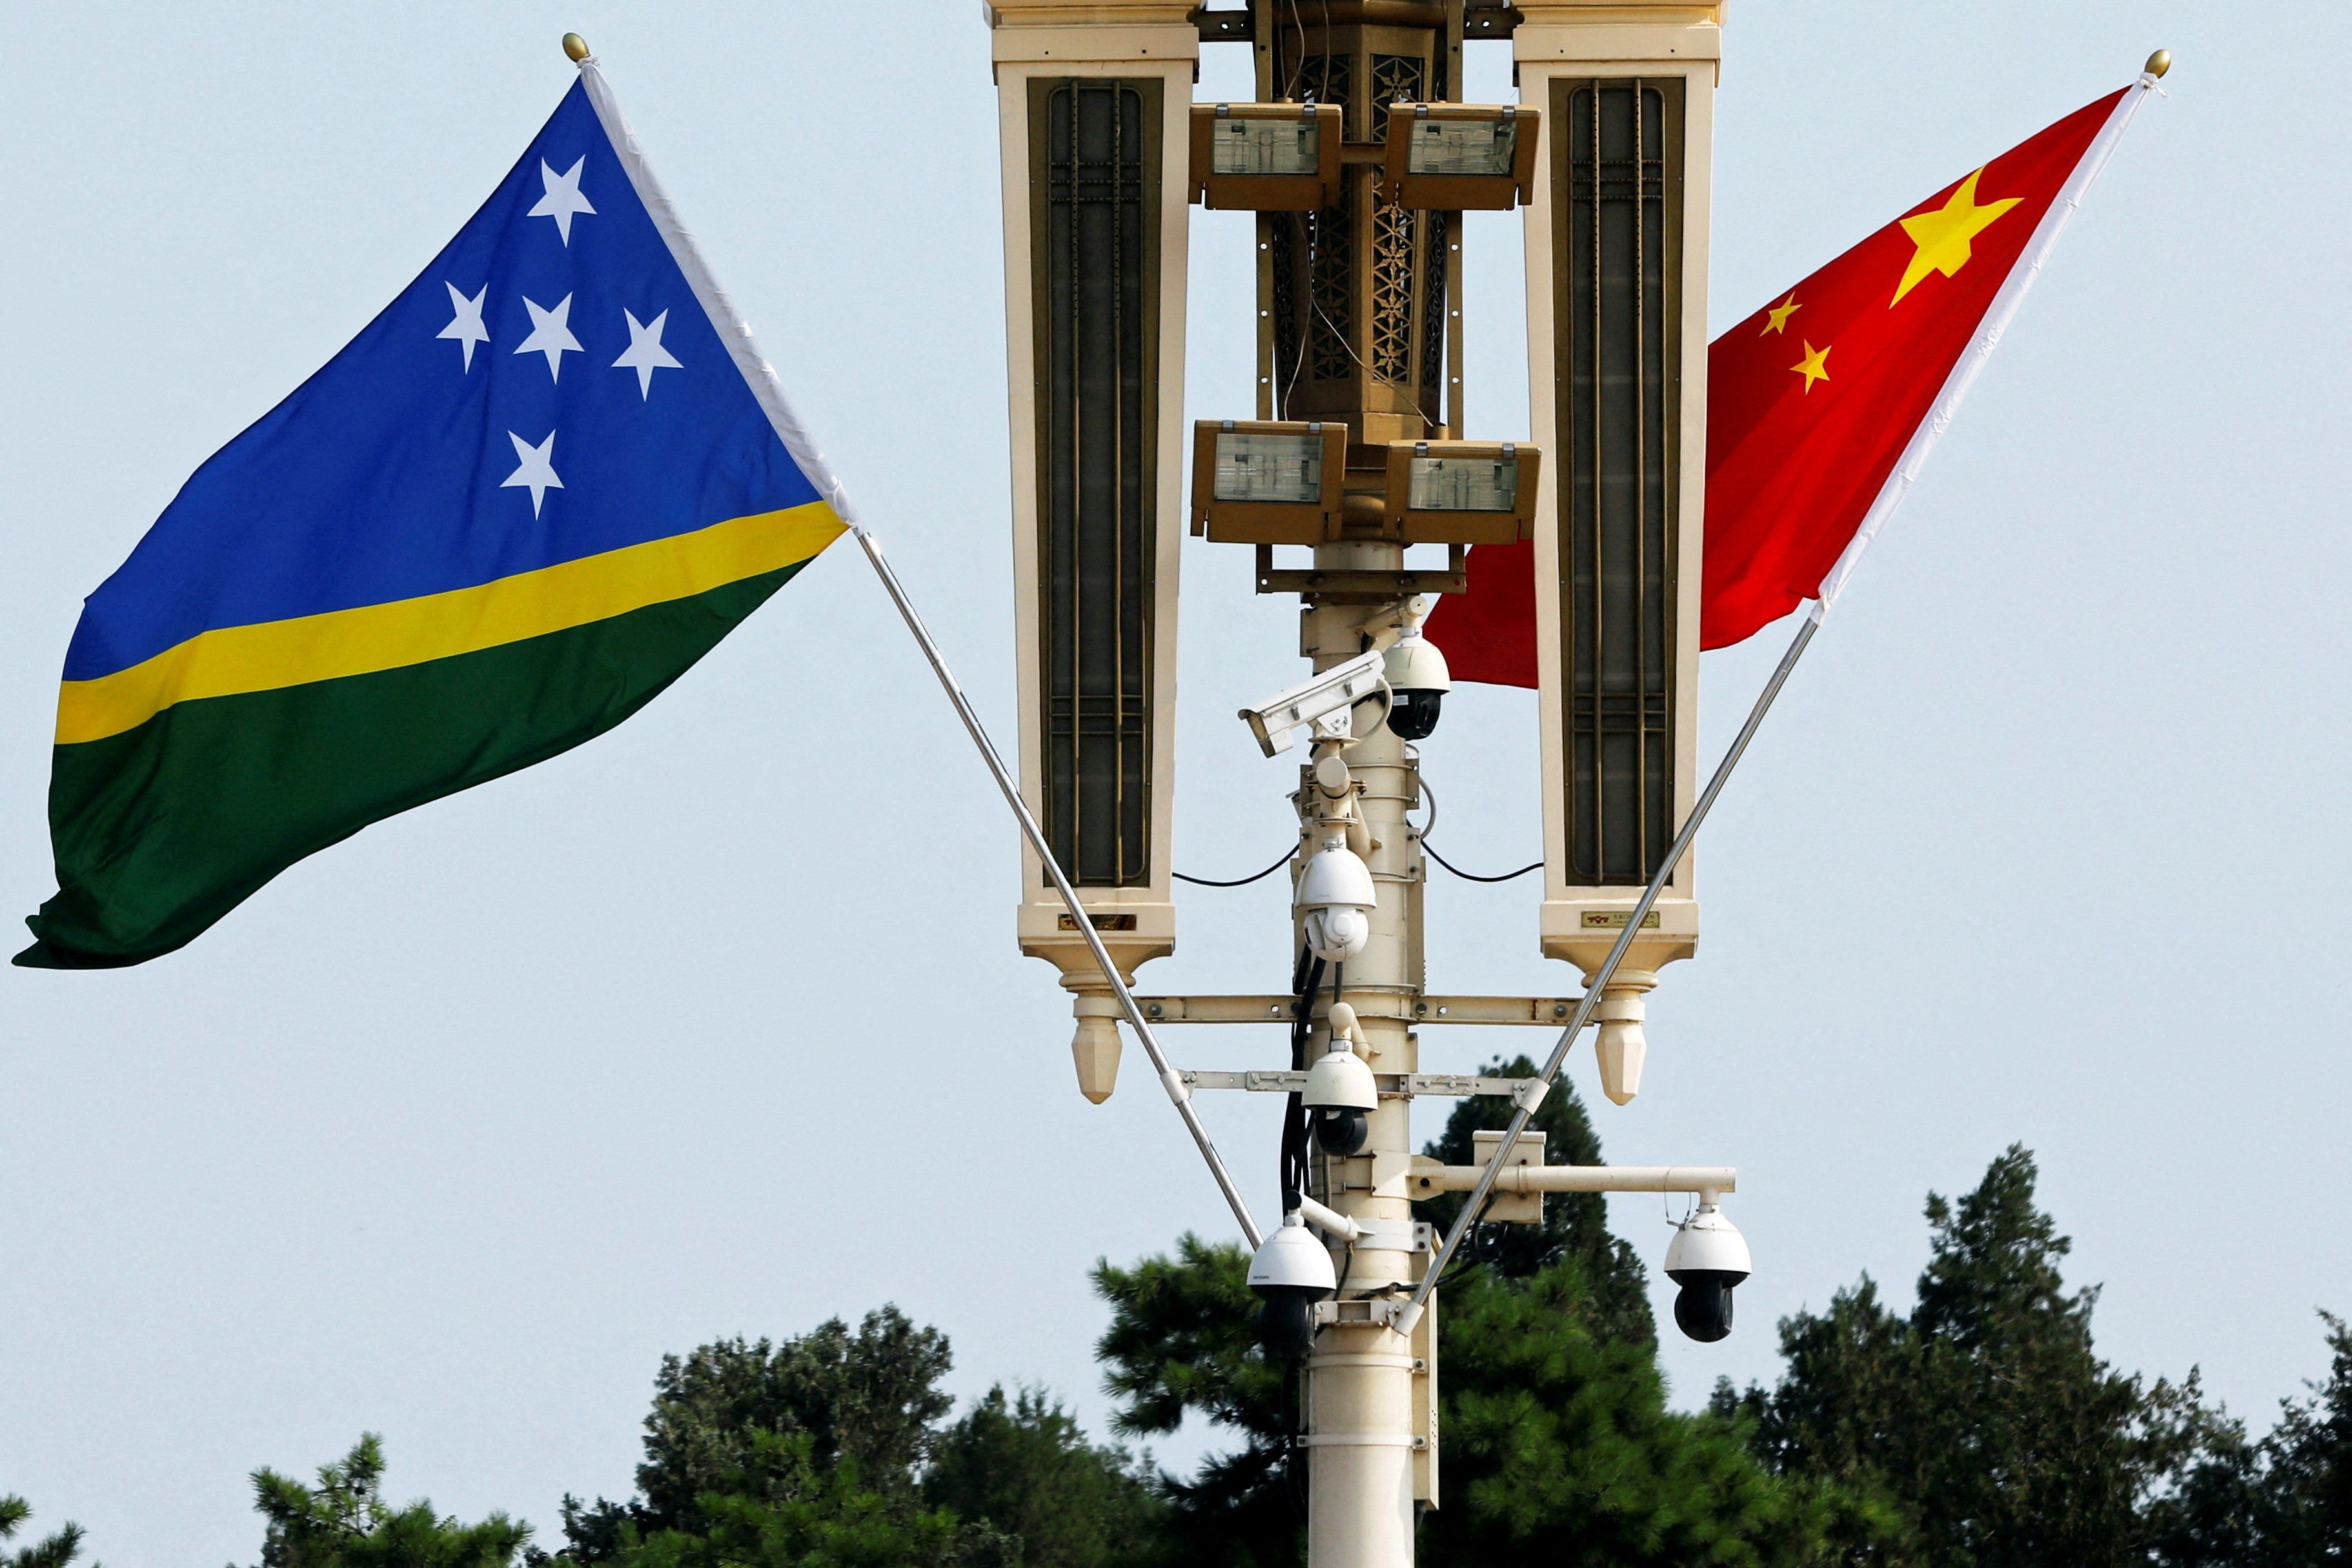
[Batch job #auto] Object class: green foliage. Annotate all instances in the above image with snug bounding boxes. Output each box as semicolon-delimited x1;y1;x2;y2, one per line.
1416;1057;1656;1343
2147;1311;2352;1566
1091;1236;1297;1568
245;1435;531;1568
2246;1309;2352;1559
923;1386;1162;1568
1739;1145;2209;1566
554;1436;1006;1568
1425;1256;1888;1567
0;1496;90;1568
556;1309;1153;1568
563;1309;956;1558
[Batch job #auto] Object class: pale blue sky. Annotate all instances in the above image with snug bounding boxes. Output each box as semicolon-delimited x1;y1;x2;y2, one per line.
3;3;2346;1563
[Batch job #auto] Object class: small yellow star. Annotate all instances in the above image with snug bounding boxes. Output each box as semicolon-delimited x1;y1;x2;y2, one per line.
1892;166;2022;306
1790;339;1831;393
1761;293;1802;336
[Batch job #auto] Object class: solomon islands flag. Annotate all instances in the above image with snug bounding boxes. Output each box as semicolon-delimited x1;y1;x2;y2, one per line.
19;68;849;969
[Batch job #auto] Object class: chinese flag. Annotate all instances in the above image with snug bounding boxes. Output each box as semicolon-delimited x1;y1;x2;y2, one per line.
1432;87;2132;685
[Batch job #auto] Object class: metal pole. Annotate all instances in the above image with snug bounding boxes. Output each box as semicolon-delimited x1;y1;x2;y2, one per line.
1299;565;1423;1568
1397;603;1821;1331
853;526;1264;1248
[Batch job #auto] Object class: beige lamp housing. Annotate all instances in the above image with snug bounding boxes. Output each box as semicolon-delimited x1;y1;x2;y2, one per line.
1517;3;1723;1085
1381;439;1540;545
1190;102;1344;210
1381;103;1540;210
988;0;1198;1100
1190;419;1351;545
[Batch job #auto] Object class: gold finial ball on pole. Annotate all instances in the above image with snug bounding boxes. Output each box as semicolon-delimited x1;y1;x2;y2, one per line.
2144;49;2171;79
562;33;592;63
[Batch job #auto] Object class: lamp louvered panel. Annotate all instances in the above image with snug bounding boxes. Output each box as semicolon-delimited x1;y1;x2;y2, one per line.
1556;77;1681;885
1036;79;1159;887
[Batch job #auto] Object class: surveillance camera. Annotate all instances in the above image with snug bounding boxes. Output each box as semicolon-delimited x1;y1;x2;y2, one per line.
1239;648;1388;758
1296;843;1375;962
1248;1212;1337;1358
1381;626;1450;741
1664;1202;1751;1344
1302;1041;1377;1156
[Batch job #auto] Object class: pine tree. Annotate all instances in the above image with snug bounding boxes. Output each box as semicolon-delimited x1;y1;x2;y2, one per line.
1092;1235;1295;1568
556;1309;1155;1568
1741;1145;2208;1566
2247;1310;2352;1560
565;1447;1009;1568
562;1308;957;1558
2151;1311;2352;1566
245;1435;531;1568
922;1387;1162;1568
0;1496;90;1568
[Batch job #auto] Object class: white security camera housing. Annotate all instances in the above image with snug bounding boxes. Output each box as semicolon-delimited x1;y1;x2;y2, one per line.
1664;1202;1750;1343
1250;1212;1339;1358
1381;626;1450;741
1297;843;1376;962
1239;648;1388;757
1302;1042;1377;1112
1303;1038;1379;1156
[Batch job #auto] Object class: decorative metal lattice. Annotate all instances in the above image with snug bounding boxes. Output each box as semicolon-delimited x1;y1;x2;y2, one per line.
1370;54;1423;139
1309;195;1354;382
1372;191;1418;383
1420;213;1448;416
1368;55;1427;387
1286;48;1350;113
1277;53;1357;386
1269;214;1301;410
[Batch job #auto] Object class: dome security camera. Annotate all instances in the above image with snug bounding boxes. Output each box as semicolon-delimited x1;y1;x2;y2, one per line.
1297;841;1376;962
1248;1213;1338;1358
1381;624;1450;741
1301;1034;1377;1157
1664;1201;1751;1343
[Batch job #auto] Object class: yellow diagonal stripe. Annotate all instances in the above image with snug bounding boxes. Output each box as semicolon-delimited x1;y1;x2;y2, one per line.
57;501;845;745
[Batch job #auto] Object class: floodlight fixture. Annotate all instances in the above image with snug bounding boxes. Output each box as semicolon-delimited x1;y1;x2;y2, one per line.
1190;102;1343;210
1382;441;1541;544
1382;104;1539;210
1191;419;1349;545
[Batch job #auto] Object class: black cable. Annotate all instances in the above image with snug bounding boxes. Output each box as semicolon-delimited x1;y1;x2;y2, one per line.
1173;846;1295;888
1282;947;1325;1205
1423;842;1544;883
1412;775;1543;881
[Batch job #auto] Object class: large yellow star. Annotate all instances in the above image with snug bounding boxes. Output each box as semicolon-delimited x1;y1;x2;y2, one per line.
1761;292;1801;336
1791;339;1830;393
1892;167;2022;306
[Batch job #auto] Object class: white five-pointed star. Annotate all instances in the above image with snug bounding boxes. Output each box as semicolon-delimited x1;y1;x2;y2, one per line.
502;430;563;517
612;308;684;399
512;294;583;382
436;282;490;371
527;156;596;245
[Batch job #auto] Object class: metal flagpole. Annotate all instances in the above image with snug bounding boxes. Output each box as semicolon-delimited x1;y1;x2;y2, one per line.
573;35;1261;1247
852;526;1265;1249
1396;602;1821;1333
1399;54;2170;1333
